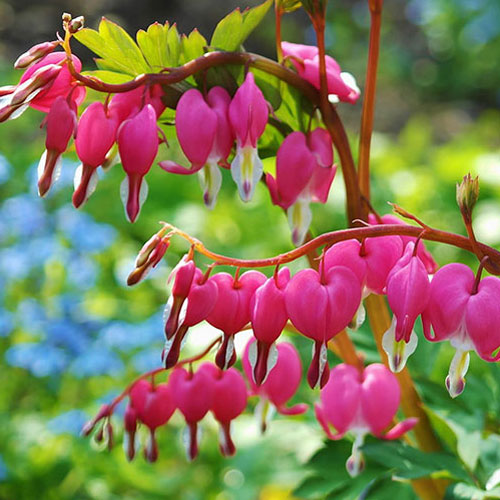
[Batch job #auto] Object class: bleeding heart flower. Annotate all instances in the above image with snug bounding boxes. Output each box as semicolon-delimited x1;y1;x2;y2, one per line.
243;340;307;431
266;128;336;245
206;270;266;369
18;52;86;112
315;363;417;476
199;363;248;456
73;101;118;208
422;263;500;397
162;267;219;369
109;85;165;123
128;379;176;462
117;104;159;222
249;267;290;385
163;256;196;341
285;265;361;388
169;366;215;460
160;87;233;209
228;72;268;202
368;213;438;274
281;41;360;104
324;236;403;296
383;242;430;373
37;95;77;197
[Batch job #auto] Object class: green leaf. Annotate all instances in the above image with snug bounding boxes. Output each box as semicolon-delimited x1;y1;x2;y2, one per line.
294;474;349;499
81;70;132;84
74;17;150;76
444;483;491;500
136;22;169;69
422;405;459;453
210;0;273;51
180;29;207;65
136;21;181;70
362;441;470;482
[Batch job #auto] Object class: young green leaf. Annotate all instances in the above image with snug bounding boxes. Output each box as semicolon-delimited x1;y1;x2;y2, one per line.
180;29;207;65
74;17;150;76
210;0;273;52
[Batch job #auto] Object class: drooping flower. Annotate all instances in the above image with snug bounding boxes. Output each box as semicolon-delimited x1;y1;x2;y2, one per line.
382;242;430;373
281;41;360;104
169;366;215;460
17;52;86;113
324;237;403;297
266;128;335;246
285;265;361;388
206;270;266;369
159;87;233;209
117;104;159;222
228;72;268;202
248;267;290;385
73;101;118;208
108;85;165;123
422;263;500;397
163;256;197;341
128;379;176;462
162;267;218;368
37;96;77;197
368;213;438;274
315;363;417;476
199;363;248;456
243;340;307;431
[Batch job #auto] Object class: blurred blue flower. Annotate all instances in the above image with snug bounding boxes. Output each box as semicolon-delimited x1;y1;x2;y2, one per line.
98;319;161;352
69;346;124;378
132;347;162;373
0;309;14;337
45;319;89;354
66;253;97;290
0;154;11;185
16;298;46;333
5;343;68;377
1;194;47;238
47;410;89;436
56;205;116;253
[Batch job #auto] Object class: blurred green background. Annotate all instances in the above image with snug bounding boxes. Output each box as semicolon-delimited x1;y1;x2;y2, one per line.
0;1;500;499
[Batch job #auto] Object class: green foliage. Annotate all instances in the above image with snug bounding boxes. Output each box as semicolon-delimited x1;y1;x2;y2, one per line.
74;17;150;75
210;0;273;51
136;22;181;69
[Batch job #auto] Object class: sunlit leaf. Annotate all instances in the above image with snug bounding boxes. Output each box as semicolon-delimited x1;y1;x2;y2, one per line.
210;0;273;51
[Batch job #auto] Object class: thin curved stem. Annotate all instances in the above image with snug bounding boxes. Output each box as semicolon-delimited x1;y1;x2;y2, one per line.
160;221;500;272
358;1;383;205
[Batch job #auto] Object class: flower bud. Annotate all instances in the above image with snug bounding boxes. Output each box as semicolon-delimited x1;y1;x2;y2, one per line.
456;173;479;222
11;64;62;106
14;41;59;69
127;235;170;286
69;16;85;33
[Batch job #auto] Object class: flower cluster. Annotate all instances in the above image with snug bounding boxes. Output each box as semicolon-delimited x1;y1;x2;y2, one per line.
2;32;360;244
84;339;305;462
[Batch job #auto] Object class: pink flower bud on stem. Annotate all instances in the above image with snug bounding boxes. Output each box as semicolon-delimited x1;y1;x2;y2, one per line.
14;41;60;69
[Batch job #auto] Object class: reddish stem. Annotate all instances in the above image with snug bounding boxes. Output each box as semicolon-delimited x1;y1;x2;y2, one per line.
162;222;500;272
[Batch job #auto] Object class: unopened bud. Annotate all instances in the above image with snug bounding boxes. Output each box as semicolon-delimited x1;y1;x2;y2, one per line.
456;173;479;221
127;236;170;286
10;64;62;106
69;16;85;33
14;41;59;69
62;13;72;24
0;85;16;97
